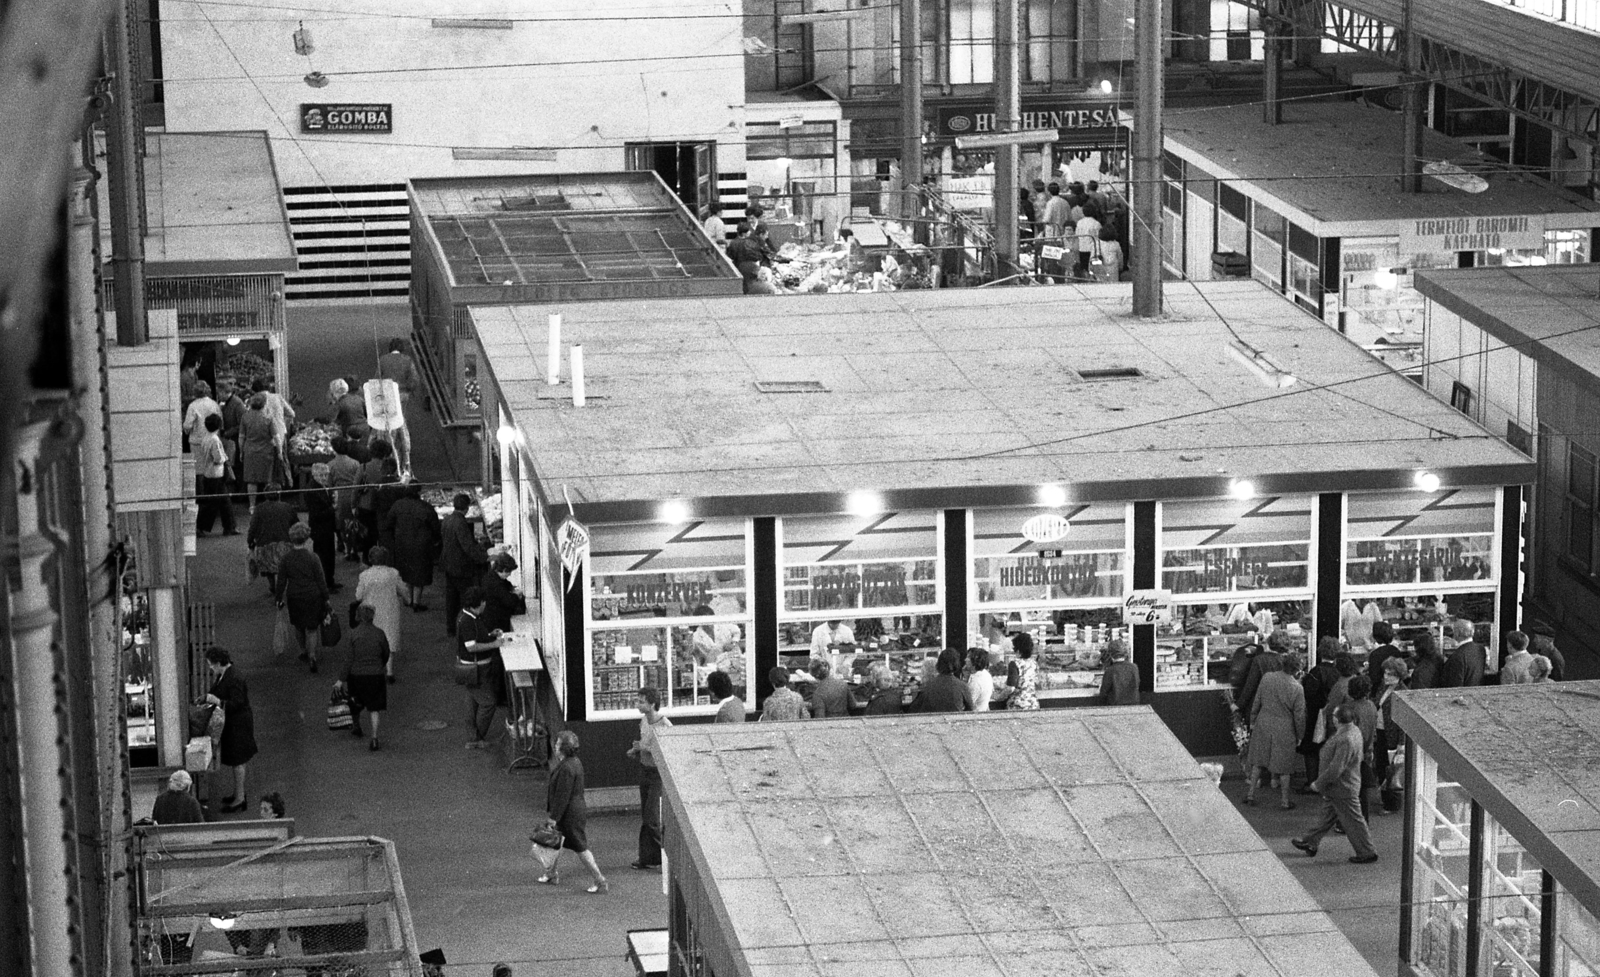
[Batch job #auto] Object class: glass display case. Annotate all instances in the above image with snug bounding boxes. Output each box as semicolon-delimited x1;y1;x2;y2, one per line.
1481;812;1544;977
122;576;158;765
1154;600;1313;690
585;519;752;717
973;607;1129;697
1411;749;1475;977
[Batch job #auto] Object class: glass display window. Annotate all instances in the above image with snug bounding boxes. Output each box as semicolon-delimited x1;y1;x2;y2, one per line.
1154;599;1312;691
1410;749;1475;977
1338;592;1496;659
968;504;1131;698
1480;811;1544;977
585;518;752;717
776;512;942;657
121;575;157;763
1345;488;1499;591
1160;495;1316;596
1556;882;1600;977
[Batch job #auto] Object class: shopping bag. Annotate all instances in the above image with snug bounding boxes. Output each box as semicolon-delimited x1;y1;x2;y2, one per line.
529;819;563;870
319;608;342;648
326;685;353;730
272;606;293;657
188;701;217;739
529;841;561;871
184;736;214;772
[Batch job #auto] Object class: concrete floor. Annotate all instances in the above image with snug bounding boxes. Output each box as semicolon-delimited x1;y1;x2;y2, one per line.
174;301;1408;975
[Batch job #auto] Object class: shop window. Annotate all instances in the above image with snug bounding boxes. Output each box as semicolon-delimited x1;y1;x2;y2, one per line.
1410;749;1474;977
1566;444;1597;574
746;121;837;161
1451;381;1474;417
1345;488;1498;589
1556;881;1600;976
1208;0;1263;60
1251;202;1286;290
777;512;942;700
586;519;752;716
1158;496;1315;689
1480;810;1544;977
969;504;1130;698
890;0;941;86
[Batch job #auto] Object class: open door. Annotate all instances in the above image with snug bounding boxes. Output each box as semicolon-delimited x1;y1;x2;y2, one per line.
625;141;718;218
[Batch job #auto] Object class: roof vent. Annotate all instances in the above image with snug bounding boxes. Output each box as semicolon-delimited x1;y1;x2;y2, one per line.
495;192;569;211
1076;367;1144;381
754;380;829;394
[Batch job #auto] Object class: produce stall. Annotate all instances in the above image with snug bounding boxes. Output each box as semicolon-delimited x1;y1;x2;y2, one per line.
470;282;1533;787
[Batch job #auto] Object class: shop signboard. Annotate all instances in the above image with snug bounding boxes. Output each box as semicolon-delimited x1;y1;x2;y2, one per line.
1021;513;1072;543
300;103;393;133
1398;215;1545;254
934;100;1123;141
1122;589;1173;625
556;516;590;580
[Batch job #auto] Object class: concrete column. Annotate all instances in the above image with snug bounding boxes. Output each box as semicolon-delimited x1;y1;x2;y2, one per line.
899;0;924;225
1132;0;1165;317
1400;0;1425;193
1262;0;1282;125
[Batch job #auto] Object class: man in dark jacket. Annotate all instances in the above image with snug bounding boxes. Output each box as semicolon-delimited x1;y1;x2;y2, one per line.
917;649;974;713
725;223;771;295
1292;703;1378;863
1364;621;1404;690
1097;640;1140;705
439;493;487;635
1439;620;1487;688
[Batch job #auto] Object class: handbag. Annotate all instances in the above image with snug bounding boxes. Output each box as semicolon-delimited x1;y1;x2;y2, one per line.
326;685;354;730
320;607;342;647
272;605;293;657
529;819;563;850
454;658;482;687
188;701;217;739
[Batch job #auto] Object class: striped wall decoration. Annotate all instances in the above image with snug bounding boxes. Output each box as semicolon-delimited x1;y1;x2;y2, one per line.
281;183;411;302
717;170;748;237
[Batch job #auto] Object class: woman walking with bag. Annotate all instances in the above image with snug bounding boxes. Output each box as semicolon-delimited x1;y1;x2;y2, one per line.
342;604;391;750
203;647;257;813
275;523;330;673
540;730;608;894
355;546;406;683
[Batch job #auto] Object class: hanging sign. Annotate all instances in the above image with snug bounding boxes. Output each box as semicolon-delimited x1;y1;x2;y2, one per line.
1122;589;1173;625
1398;215;1544;254
300;103;393;133
556;516;590;580
363;379;405;432
937;102;1122;139
1021;513;1072;544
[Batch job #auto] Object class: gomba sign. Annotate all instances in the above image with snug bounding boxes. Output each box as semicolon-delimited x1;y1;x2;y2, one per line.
300;103;393;133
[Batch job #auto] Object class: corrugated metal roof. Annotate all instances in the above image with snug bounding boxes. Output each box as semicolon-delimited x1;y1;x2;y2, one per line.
1393;681;1600;913
655;710;1384;977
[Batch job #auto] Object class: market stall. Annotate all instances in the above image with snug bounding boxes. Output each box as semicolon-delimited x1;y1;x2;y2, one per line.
1157;101;1600;376
1394;683;1600;977
470;281;1532;786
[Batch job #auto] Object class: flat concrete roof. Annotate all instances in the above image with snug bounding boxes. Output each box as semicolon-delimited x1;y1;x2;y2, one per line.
473;281;1533;521
654;710;1384;977
102;131;296;277
1393;682;1600;912
1415;265;1600;396
1163;101;1600;237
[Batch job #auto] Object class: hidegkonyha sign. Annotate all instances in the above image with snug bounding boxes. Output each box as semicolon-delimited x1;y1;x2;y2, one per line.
935;100;1123;141
300;103;393;133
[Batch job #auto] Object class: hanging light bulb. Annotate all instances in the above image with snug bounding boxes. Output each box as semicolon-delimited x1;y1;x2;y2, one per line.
304;71;329;89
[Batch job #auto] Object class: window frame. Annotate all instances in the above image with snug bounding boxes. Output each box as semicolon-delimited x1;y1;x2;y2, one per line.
1564;443;1598;576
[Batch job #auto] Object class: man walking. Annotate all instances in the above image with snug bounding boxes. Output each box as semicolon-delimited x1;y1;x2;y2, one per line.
625;688;670;870
1291;703;1379;864
376;338;420;475
1097;640;1139;705
439;493;487;635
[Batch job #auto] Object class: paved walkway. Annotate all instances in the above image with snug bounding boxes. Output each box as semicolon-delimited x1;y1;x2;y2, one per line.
177;302;1409;975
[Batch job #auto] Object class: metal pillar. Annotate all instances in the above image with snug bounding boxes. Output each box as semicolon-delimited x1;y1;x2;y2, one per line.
899;0;924;226
1400;0;1426;192
994;0;1021;271
105;0;147;346
1263;0;1282;124
1132;0;1165;317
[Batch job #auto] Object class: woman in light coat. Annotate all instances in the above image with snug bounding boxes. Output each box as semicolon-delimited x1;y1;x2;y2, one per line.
355;545;407;683
1246;653;1307;810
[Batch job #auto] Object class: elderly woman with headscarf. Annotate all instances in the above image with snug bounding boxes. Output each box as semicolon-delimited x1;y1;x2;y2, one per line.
304;462;342;594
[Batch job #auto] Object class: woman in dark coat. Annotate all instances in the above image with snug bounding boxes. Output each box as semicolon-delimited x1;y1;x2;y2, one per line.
342;604;391;750
274;522;330;672
304;463;342;594
479;552;526;634
246;485;297;594
541;730;607;893
356;439;399;553
1297;637;1342;792
204;646;256;813
383;483;441;610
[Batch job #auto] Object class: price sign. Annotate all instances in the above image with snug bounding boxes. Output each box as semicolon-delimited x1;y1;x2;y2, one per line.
1040;245;1066;261
1122;589;1173;625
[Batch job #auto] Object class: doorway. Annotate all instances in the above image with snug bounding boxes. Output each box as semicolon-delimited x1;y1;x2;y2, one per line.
625;141;717;218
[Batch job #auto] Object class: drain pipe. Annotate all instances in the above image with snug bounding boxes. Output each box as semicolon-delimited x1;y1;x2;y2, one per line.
8;420;78;977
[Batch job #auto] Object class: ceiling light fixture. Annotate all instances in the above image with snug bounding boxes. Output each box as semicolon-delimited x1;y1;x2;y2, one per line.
1037;483;1068;507
659;499;690;525
1224;340;1297;389
209;912;239;931
1229;479;1257;501
845;490;885;517
495;425;516;447
1414;470;1441;493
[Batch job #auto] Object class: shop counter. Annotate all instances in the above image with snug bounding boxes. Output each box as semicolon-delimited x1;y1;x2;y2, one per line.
500;624;546;772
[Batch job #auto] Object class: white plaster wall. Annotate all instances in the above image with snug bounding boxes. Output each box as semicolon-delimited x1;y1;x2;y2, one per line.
160;0;748;187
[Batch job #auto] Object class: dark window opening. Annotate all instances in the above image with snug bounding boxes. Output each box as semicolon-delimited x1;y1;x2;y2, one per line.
1077;367;1144;381
1450;381;1474;416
